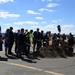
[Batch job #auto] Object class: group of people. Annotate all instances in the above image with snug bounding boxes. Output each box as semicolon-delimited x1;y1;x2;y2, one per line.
0;27;75;58
14;28;51;58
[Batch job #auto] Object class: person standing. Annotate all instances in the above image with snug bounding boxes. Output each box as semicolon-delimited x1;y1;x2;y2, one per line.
0;26;3;57
0;32;3;52
24;32;30;56
40;30;44;47
29;30;34;47
4;29;10;56
43;31;50;46
62;33;66;41
14;29;20;53
17;28;25;58
68;33;74;53
33;28;41;52
8;27;14;54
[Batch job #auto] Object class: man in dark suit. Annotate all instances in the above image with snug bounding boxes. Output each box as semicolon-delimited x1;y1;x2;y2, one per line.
68;33;74;53
8;27;14;54
14;29;20;53
17;28;25;58
33;28;41;52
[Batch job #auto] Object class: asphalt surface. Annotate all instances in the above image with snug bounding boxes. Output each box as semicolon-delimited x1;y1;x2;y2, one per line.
0;44;75;75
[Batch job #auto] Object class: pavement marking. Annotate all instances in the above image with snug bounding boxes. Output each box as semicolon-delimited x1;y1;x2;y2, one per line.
0;61;64;75
44;70;63;75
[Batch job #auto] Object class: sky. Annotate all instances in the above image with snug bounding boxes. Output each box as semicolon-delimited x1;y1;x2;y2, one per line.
0;0;75;34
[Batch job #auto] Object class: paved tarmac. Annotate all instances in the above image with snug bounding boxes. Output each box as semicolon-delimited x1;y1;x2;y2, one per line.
0;44;75;75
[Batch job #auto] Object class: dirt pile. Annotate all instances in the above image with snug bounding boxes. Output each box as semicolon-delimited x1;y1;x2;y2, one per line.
39;46;59;58
33;44;74;58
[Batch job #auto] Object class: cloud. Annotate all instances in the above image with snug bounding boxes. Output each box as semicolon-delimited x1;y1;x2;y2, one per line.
47;3;59;8
0;11;20;19
0;22;3;25
12;26;20;32
35;17;43;20
41;0;45;2
61;25;75;34
39;8;54;12
30;24;57;32
57;0;61;1
42;0;53;2
30;24;75;34
3;24;20;32
61;25;74;29
52;19;63;24
13;21;39;25
42;24;57;30
0;0;14;3
1;22;75;34
27;10;41;15
30;25;42;31
47;0;53;1
41;21;47;24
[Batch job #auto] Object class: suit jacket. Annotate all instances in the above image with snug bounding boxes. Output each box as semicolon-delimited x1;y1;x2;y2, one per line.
33;31;41;41
18;33;25;46
68;35;74;46
9;30;14;42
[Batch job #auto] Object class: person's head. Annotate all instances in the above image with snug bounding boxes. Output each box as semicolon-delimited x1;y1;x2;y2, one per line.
6;29;10;33
21;28;24;33
69;32;72;35
25;29;28;32
10;27;13;31
41;30;44;33
17;29;20;33
48;31;51;35
63;33;65;35
30;30;33;33
37;28;39;32
53;33;57;36
46;31;49;35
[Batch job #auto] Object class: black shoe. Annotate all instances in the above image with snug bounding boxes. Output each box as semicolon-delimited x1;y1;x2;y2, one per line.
8;52;13;55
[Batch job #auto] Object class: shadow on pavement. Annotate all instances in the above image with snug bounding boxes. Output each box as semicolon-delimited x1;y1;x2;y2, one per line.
21;58;37;63
20;55;38;63
6;54;18;60
0;56;8;61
